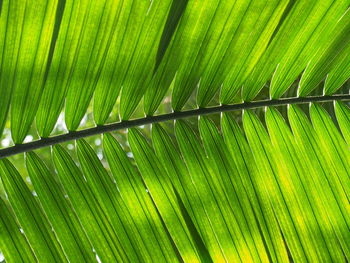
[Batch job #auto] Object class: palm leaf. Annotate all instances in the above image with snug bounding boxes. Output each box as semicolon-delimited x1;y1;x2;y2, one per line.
26;151;96;262
0;197;36;262
0;159;67;262
1;103;350;262
0;0;350;262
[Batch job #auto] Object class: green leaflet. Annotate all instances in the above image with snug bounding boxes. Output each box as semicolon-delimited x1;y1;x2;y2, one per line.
0;0;58;143
269;0;350;99
335;101;350;144
64;0;125;131
118;0;173;120
103;133;179;263
198;116;270;262
243;110;316;262
152;123;220;262
309;104;350;199
128;128;203;262
288;105;350;260
155;0;189;71
170;0;228;110
287;105;348;205
221;112;289;263
25;151;96;262
175;120;247;262
36;0;98;137
217;0;288;105
144;0;222;115
0;0;15;137
0;159;67;262
299;10;350;96
243;0;350;100
0;197;36;263
93;0;175;122
265;107;344;261
87;0;137;125
76;139;149;262
52;144;125;262
324;55;350;95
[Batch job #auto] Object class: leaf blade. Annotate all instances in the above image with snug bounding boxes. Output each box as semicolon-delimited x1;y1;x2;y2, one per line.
25;151;96;263
103;133;179;263
0;159;67;262
0;197;37;263
128;127;203;263
52;144;125;262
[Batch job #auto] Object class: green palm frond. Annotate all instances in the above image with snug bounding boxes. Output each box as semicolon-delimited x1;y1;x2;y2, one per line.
0;0;349;142
0;0;350;262
1;103;350;262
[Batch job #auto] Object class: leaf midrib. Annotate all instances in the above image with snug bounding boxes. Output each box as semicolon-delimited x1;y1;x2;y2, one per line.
0;94;349;159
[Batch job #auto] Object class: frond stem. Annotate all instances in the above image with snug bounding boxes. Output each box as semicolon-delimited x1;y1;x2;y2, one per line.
0;94;349;159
